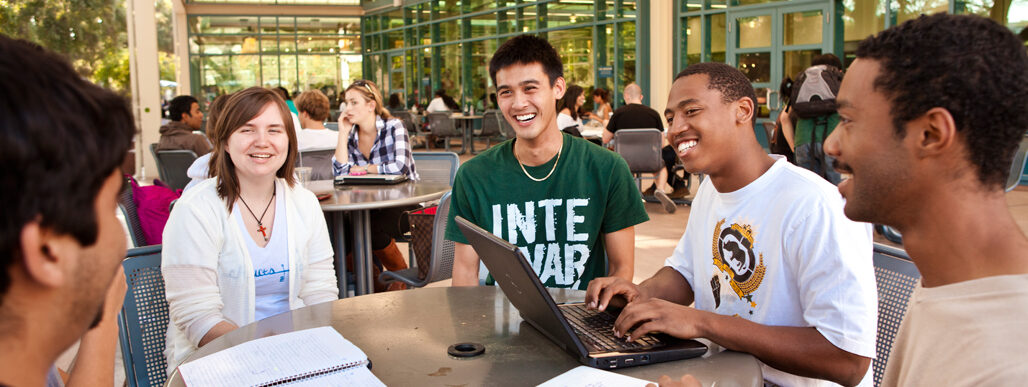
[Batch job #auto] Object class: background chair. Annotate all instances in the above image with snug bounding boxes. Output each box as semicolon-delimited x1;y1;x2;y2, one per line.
118;176;148;248
412;151;460;186
149;143;197;191
613;128;664;191
118;245;170;387
871;243;921;387
379;191;454;287
472;110;505;154
1005;135;1028;192
296;149;336;180
426;112;464;153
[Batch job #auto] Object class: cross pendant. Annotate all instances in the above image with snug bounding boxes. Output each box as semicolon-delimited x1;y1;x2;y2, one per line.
257;224;268;241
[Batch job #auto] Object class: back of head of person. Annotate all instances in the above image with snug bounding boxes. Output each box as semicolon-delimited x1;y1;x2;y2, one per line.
811;53;842;69
0;35;134;385
169;95;203;129
295;89;330;127
622;83;644;104
274;86;291;101
208;87;299;209
387;93;403;110
488;34;567;140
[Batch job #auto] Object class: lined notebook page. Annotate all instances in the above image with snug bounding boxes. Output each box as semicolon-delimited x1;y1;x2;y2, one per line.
538;366;654;387
179;326;384;387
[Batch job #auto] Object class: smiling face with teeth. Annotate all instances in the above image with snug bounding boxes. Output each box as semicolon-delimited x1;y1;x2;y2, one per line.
226;101;291;183
495;62;566;146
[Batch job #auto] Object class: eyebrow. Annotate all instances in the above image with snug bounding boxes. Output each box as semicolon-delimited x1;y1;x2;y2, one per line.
665;98;700;115
835;100;853;110
497;79;541;91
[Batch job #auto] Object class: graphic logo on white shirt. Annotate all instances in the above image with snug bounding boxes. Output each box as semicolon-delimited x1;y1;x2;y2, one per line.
711;219;766;310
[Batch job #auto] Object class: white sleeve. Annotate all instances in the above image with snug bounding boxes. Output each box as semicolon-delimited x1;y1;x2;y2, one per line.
161;196;230;347
785;195;877;358
297;191;339;305
427;98;448;112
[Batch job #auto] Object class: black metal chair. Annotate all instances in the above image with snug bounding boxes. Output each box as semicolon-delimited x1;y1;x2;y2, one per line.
118;176;148;247
426;112;464;153
379;191;454;288
117;245;170;387
150;143;197;191
1005;135;1028;192
412;151;460;186
296;149;336;181
871;243;921;387
473;110;506;154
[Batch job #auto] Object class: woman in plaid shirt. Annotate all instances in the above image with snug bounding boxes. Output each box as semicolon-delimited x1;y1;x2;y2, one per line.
333;80;419;292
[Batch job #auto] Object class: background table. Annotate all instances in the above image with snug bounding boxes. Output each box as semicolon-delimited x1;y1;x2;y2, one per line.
309;179;451;297
167;287;762;386
451;114;483;154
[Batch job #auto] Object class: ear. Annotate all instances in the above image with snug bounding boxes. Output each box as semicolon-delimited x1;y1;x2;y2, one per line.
18;221;67;288
912;107;957;158
734;97;755;125
553;77;567;100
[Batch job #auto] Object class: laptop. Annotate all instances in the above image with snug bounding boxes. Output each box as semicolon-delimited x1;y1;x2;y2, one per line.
455;216;707;369
334;173;408;185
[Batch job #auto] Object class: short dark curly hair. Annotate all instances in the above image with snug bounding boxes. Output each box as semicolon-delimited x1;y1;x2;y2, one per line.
489;34;564;87
675;62;758;127
0;36;134;300
856;13;1028;188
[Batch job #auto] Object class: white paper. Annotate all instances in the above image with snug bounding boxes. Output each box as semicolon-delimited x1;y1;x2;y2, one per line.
179;326;385;387
537;365;654;387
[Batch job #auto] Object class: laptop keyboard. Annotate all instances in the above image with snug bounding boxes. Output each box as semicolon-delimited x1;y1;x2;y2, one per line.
561;303;662;352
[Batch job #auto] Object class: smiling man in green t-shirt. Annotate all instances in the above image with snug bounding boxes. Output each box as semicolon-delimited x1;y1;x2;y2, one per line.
445;35;648;290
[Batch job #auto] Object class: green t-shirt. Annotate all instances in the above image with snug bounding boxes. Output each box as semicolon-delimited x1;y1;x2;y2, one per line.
445;132;649;289
794;113;840;147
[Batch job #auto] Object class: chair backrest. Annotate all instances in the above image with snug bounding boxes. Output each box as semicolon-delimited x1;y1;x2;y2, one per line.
1005;135;1028;192
392;111;420;134
118;176;148;248
153;149;198;191
479;110;502;137
426;191;455;283
871;243;921;387
427;112;461;137
296;149;336;180
118;245;170;387
412;151;460;186
613;128;664;174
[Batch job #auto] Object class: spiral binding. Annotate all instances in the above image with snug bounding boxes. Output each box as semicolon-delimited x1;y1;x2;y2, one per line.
256;360;369;386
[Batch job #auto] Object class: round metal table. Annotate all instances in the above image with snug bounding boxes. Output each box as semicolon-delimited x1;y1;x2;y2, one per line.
166;287;762;386
309;179;451;297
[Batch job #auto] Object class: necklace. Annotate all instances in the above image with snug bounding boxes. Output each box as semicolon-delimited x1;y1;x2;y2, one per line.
514;140;563;182
239;185;276;242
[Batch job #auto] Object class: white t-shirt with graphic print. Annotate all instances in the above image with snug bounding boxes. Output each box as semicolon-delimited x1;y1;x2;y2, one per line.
665;156;877;387
234;181;290;322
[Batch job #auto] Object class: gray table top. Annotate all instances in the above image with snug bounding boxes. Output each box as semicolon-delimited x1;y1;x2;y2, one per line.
308;179;451;211
167;287;761;386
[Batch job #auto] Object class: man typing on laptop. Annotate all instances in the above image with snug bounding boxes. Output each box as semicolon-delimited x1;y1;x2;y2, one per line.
445;35;648;290
587;63;877;386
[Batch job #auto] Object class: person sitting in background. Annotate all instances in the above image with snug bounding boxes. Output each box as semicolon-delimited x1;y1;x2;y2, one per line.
427;89;460;113
556;84;585;137
387;93;404;112
333;80;418;292
0;35;133;387
163;87;338;371
295;89;338;152
184;94;230;192
158;95;211;156
585;87;612;125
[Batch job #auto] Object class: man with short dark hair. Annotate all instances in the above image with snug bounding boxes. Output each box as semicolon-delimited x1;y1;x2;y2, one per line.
824;14;1028;385
446;35;648;289
605;83;690;213
0;35;134;386
587;62;877;386
158;95;211;156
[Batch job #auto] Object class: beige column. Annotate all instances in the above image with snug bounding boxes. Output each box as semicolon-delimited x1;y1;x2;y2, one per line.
127;0;162;180
172;0;190;97
649;0;674;123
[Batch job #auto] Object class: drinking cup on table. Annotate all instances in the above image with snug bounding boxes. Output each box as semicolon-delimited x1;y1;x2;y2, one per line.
296;166;313;187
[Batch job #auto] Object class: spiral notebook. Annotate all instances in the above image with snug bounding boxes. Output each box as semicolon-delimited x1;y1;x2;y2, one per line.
178;326;384;387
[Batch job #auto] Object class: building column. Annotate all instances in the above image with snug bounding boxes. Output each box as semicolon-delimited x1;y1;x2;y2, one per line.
649;0;674;121
127;0;162;180
172;0;190;96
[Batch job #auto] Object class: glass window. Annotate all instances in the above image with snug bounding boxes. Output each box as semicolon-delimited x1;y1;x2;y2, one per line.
298;55;340;90
518;6;538;32
386;29;405;49
619;22;636;90
683;0;703;12
548;1;595;27
550;27;594;87
190;16;258;34
737;15;771;48
956;0;1028;30
737;52;770;83
469;39;498;111
684;16;702;65
440;44;461;100
470;13;498;37
842;0;886;67
783;49;821;79
385;9;405;30
439;19;460;42
895;0;948;24
710;13;726;62
784;10;822;46
498;8;517;35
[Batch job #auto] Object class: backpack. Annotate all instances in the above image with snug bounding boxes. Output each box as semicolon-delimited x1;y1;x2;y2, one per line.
789;65;843;118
